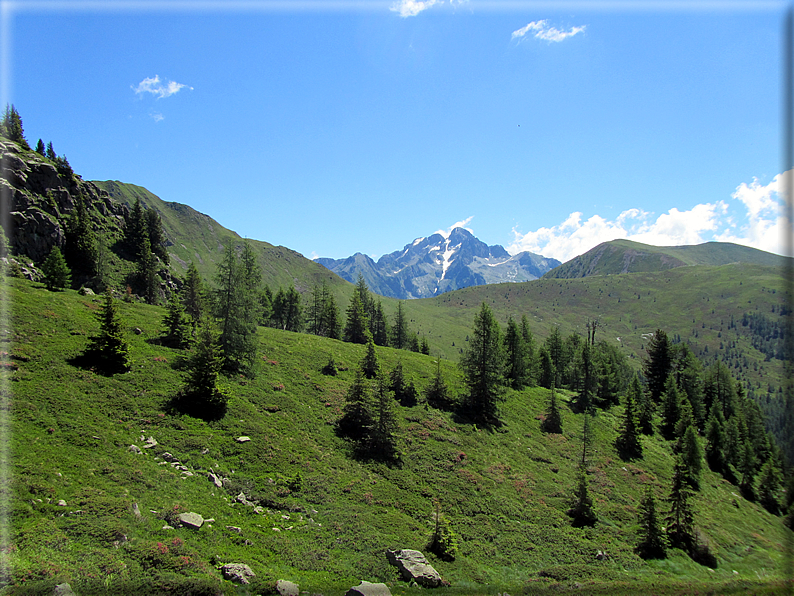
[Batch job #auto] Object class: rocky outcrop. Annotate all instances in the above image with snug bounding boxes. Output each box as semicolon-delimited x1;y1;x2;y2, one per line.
1;139;128;264
386;549;443;587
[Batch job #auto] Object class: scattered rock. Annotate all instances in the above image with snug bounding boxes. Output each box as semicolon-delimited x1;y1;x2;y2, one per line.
52;583;75;596
276;579;300;596
142;436;158;449
132;503;141;518
386;549;442;587
596;550;607;561
208;471;223;488
56;500;67;507
161;452;177;462
236;492;255;507
345;581;392;596
133;327;142;335
162;525;174;530
227;526;242;534
78;287;94;296
204;518;215;523
128;445;142;454
236;436;251;443
178;512;204;529
221;563;256;585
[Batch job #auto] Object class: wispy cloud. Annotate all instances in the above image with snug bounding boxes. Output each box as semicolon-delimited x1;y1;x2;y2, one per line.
150;111;165;123
512;20;586;43
390;0;440;18
436;216;474;238
508;172;792;262
133;75;193;99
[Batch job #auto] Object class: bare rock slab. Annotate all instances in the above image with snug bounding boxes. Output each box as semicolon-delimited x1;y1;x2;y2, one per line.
345;581;392;596
386;549;443;587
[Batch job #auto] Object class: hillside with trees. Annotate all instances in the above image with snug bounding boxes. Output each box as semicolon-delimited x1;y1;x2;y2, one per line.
1;107;792;594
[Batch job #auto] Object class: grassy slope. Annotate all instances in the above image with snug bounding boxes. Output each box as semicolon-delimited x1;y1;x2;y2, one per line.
3;276;791;595
92;180;350;303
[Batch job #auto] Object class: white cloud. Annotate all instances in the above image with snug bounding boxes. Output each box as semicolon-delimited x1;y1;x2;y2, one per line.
512;20;586;43
436;216;474;238
133;75;193;99
150;112;165;123
390;0;440;17
507;171;793;262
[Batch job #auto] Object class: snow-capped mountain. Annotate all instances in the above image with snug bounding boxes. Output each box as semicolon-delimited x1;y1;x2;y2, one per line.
315;227;561;299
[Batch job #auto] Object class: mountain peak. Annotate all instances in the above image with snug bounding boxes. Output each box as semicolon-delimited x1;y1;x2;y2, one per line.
318;228;560;299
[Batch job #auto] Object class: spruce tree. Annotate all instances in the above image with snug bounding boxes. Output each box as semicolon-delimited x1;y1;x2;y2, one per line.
665;457;696;552
180;322;228;419
41;246;71;291
361;336;379;379
138;237;159;304
35;139;45;155
459;302;505;424
87;289;132;374
144;208;169;265
660;374;682;440
705;402;727;473
426;359;452;410
1;104;30;148
678;424;703;490
569;462;597;527
65;194;98;277
704;360;737;420
504;316;529;390
615;383;642;459
545;325;564;389
337;367;373;440
520;314;537;385
124;199;147;259
643;329;673;403
675;343;705;427
371;300;390;346
636;485;666;559
163;292;190;348
344;293;370;344
538;347;554;389
391;302;409;349
757;458;781;515
420;336;430;355
389;360;417;407
632;375;654;435
366;372;400;462
182;262;205;327
46;141;56;161
541;383;563;434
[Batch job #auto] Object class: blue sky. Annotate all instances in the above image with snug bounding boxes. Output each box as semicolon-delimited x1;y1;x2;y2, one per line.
2;0;790;262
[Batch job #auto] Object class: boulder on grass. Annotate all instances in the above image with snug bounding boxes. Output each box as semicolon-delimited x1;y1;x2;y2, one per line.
345;581;391;596
178;511;204;529
276;579;300;596
221;563;256;584
386;549;443;587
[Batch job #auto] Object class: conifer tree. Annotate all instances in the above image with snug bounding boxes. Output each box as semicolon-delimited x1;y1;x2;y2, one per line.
738;439;757;499
660;374;682;440
538;346;554;389
124;199;147;259
87;289;132;374
320;289;341;339
391;302;409;349
615;383;642;459
757;458;781;515
46;141;56;161
636;486;666;559
426;359;452;410
260;285;274;326
389;360;417;407
428;500;458;561
182;262;205;327
1;104;30;148
366;372;401;461
420;336;430;355
704;360;737;420
41;246;71;291
643;329;673;402
678;424;703;490
65;194;98;276
459;302;505;424
144;208;169;265
705;402;727;473
180;322;228;419
545;325;564;389
504;316;529;390
541;382;563;434
35;139;45;155
337;367;373;440
163;292;190;348
674;343;705;427
520;314;537;385
632;375;654;435
344;292;370;344
361;336;379;379
569;462;597;527
665;457;696;552
138;237;159;304
371;300;390;346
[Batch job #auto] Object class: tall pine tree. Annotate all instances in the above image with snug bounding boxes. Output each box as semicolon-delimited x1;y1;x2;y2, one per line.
459;302;505;424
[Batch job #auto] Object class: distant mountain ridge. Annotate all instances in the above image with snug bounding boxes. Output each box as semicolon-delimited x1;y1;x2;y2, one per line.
543;238;787;279
316;227;560;299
